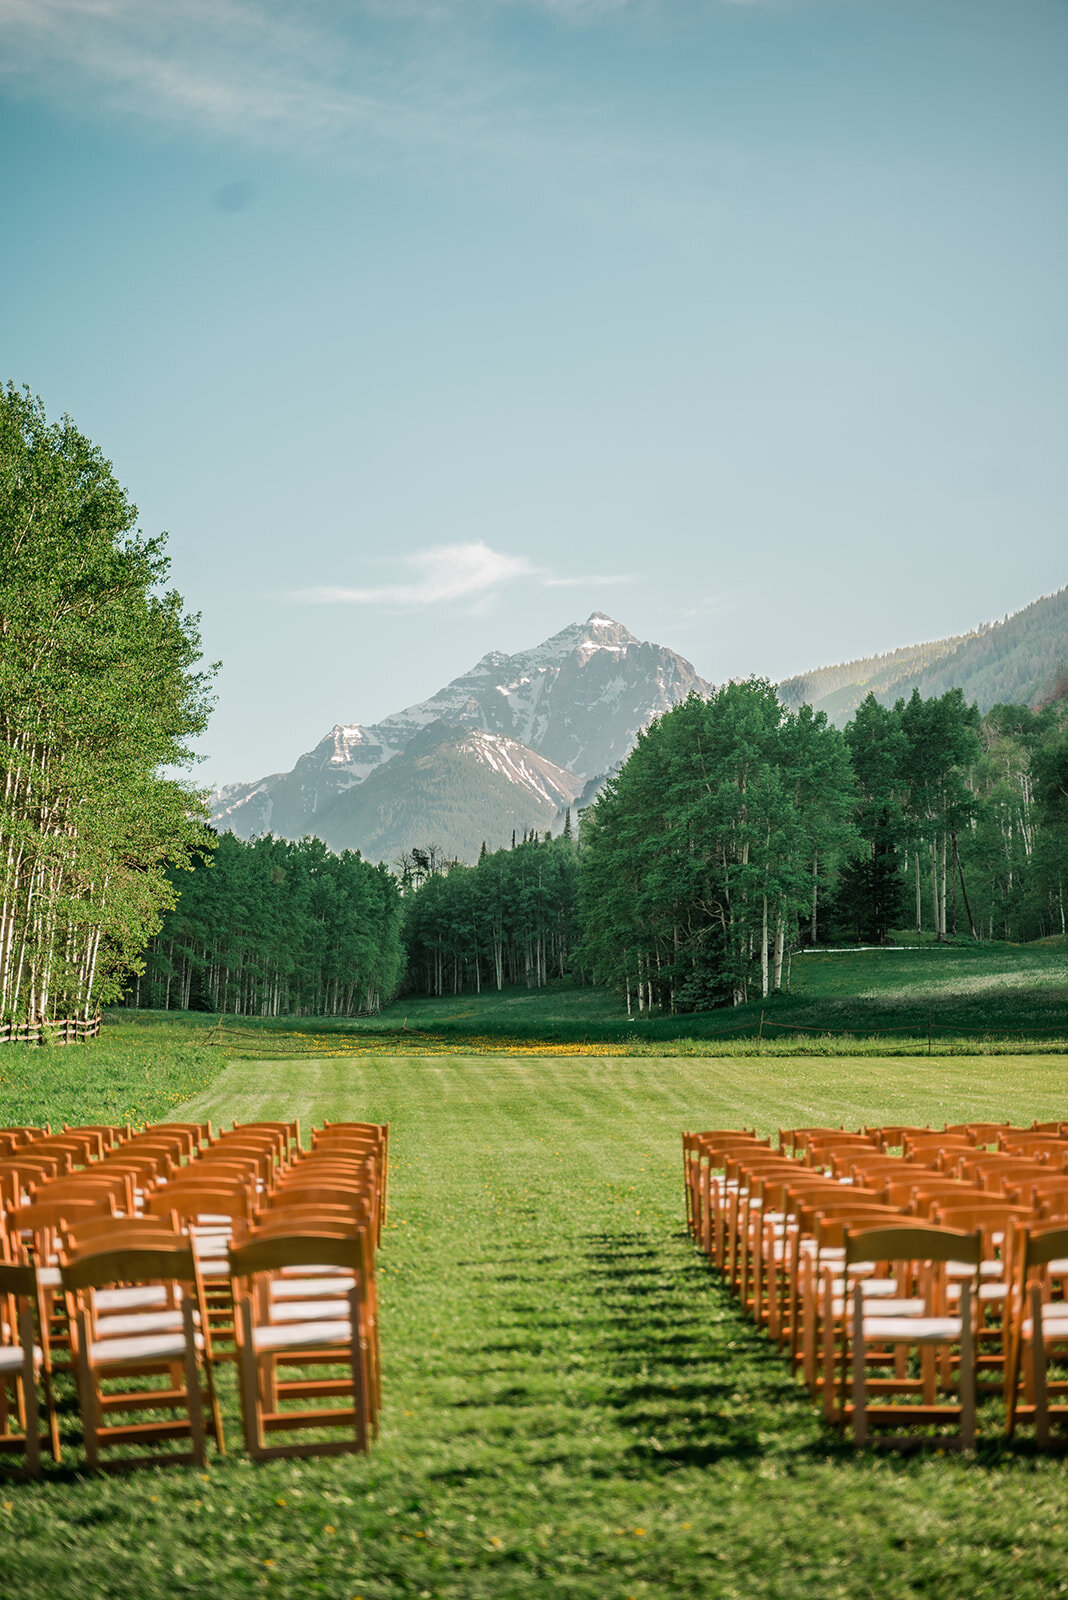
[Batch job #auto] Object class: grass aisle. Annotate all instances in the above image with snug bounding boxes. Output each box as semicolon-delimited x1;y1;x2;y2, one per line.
3;1053;1068;1599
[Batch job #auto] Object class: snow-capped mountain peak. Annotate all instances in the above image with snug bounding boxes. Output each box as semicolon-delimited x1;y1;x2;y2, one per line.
211;615;710;853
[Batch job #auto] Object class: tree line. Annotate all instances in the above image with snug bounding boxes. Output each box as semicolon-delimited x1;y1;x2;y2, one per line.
403;827;578;997
134;833;405;1016
0;386;212;1024
577;679;1067;1012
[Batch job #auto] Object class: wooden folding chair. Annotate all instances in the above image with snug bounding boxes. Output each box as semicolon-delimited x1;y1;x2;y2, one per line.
1004;1222;1068;1445
146;1186;255;1367
61;1241;214;1471
828;1225;981;1449
0;1261;53;1477
230;1231;374;1461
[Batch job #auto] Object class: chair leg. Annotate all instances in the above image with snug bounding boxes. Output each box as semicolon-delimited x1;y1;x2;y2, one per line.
17;1305;41;1479
236;1298;263;1459
181;1300;207;1468
1030;1282;1050;1449
73;1310;99;1472
822;1272;839;1424
1005;1315;1022;1440
851;1284;868;1446
348;1284;369;1453
959;1281;975;1450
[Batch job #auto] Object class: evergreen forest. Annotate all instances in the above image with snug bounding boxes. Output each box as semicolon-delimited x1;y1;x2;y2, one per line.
135;834;405;1017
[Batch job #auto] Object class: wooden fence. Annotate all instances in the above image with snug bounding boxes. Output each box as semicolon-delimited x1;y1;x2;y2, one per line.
0;1015;102;1046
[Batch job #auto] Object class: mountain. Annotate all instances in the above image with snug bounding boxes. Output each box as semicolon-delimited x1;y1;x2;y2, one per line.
313;722;585;864
211;613;711;856
777;587;1068;724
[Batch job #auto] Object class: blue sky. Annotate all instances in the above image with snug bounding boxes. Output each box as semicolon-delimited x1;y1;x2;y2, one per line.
2;0;1065;787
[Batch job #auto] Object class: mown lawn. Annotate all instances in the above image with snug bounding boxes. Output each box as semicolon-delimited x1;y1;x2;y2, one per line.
2;1048;1067;1599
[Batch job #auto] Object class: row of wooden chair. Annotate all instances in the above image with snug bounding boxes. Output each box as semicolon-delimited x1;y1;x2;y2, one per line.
0;1118;388;1476
683;1123;1068;1447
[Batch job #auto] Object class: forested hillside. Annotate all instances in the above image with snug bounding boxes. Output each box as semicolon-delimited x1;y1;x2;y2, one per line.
779;587;1067;723
578;682;1068;1011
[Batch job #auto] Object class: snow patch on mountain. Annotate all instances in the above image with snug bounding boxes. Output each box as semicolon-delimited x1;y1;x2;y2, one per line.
211;613;710;844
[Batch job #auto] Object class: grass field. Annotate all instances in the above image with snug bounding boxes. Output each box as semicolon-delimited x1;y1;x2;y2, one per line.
2;1044;1068;1599
76;940;1068;1069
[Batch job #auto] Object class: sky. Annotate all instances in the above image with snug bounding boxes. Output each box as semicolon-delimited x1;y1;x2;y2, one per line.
2;0;1065;788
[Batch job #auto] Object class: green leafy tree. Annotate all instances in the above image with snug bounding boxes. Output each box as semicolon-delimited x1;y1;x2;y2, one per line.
0;385;214;1021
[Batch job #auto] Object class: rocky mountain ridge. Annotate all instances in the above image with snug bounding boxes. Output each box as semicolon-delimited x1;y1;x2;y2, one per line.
211;613;711;855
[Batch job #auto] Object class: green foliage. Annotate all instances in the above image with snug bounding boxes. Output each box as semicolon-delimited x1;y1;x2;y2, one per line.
578;681;857;1010
136;832;406;1016
403;830;578;995
0;384;214;1022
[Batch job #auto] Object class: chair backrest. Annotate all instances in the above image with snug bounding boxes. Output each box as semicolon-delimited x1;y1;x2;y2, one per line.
61;1241;197;1292
250;1208;372;1240
1015;1222;1068;1273
147;1185;254;1223
230;1231;364;1278
11;1195;115;1235
63;1217;181;1253
932;1203;1033;1247
63;1124;128;1151
863;1125;931;1148
843;1224;981;1268
0;1260;37;1298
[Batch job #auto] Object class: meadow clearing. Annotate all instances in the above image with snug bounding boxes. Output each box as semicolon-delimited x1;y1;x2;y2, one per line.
1;945;1066;1599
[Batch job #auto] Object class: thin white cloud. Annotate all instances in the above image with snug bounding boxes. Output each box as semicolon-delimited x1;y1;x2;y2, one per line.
293;540;634;609
0;0;784;179
295;541;536;607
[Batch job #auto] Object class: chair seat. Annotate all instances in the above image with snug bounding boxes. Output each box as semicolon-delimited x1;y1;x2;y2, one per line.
271;1276;356;1299
198;1257;232;1278
947;1260;1003;1279
36;1266;62;1289
0;1344;42;1374
193;1236;231;1258
837;1297;927;1318
94;1285;169;1313
269;1299;351;1323
277;1263;350;1279
861;1315;963;1343
252;1318;351;1353
948;1280;1007;1303
1021;1307;1068;1339
94;1309;187;1340
831;1278;900;1298
89;1330;202;1366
